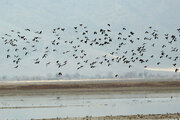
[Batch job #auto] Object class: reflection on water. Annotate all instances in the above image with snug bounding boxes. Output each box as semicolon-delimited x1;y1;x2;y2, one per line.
0;94;180;120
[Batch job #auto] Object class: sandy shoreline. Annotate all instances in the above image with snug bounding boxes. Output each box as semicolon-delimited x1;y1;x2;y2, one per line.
32;113;180;120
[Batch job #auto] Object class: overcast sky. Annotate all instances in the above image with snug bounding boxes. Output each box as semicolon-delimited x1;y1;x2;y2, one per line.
0;0;179;78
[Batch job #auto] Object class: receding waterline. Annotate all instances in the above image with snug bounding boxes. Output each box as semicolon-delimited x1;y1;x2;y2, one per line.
0;94;180;120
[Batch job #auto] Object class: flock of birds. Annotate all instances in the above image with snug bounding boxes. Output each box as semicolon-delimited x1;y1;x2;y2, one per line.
0;24;180;77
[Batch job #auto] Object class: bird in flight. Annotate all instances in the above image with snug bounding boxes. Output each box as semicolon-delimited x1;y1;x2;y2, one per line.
1;24;179;78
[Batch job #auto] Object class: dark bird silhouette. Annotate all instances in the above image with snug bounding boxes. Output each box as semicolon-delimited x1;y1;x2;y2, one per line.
14;65;18;68
25;29;30;31
58;72;62;76
175;69;179;72
115;74;118;77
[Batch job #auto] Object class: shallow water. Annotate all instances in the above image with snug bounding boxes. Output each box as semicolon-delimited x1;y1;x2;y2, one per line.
0;94;180;120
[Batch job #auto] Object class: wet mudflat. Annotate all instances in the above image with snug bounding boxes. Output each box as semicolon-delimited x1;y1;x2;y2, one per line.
0;93;180;120
0;79;180;120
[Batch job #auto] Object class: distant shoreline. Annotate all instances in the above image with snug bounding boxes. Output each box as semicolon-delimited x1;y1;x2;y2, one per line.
0;78;180;96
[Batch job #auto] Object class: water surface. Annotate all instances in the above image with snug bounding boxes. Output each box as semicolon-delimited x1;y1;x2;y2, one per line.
0;93;180;120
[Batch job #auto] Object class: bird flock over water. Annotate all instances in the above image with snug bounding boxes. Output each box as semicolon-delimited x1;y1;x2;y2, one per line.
1;24;180;77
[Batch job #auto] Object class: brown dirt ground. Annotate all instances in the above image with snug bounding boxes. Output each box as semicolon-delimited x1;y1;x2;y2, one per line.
32;113;180;120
